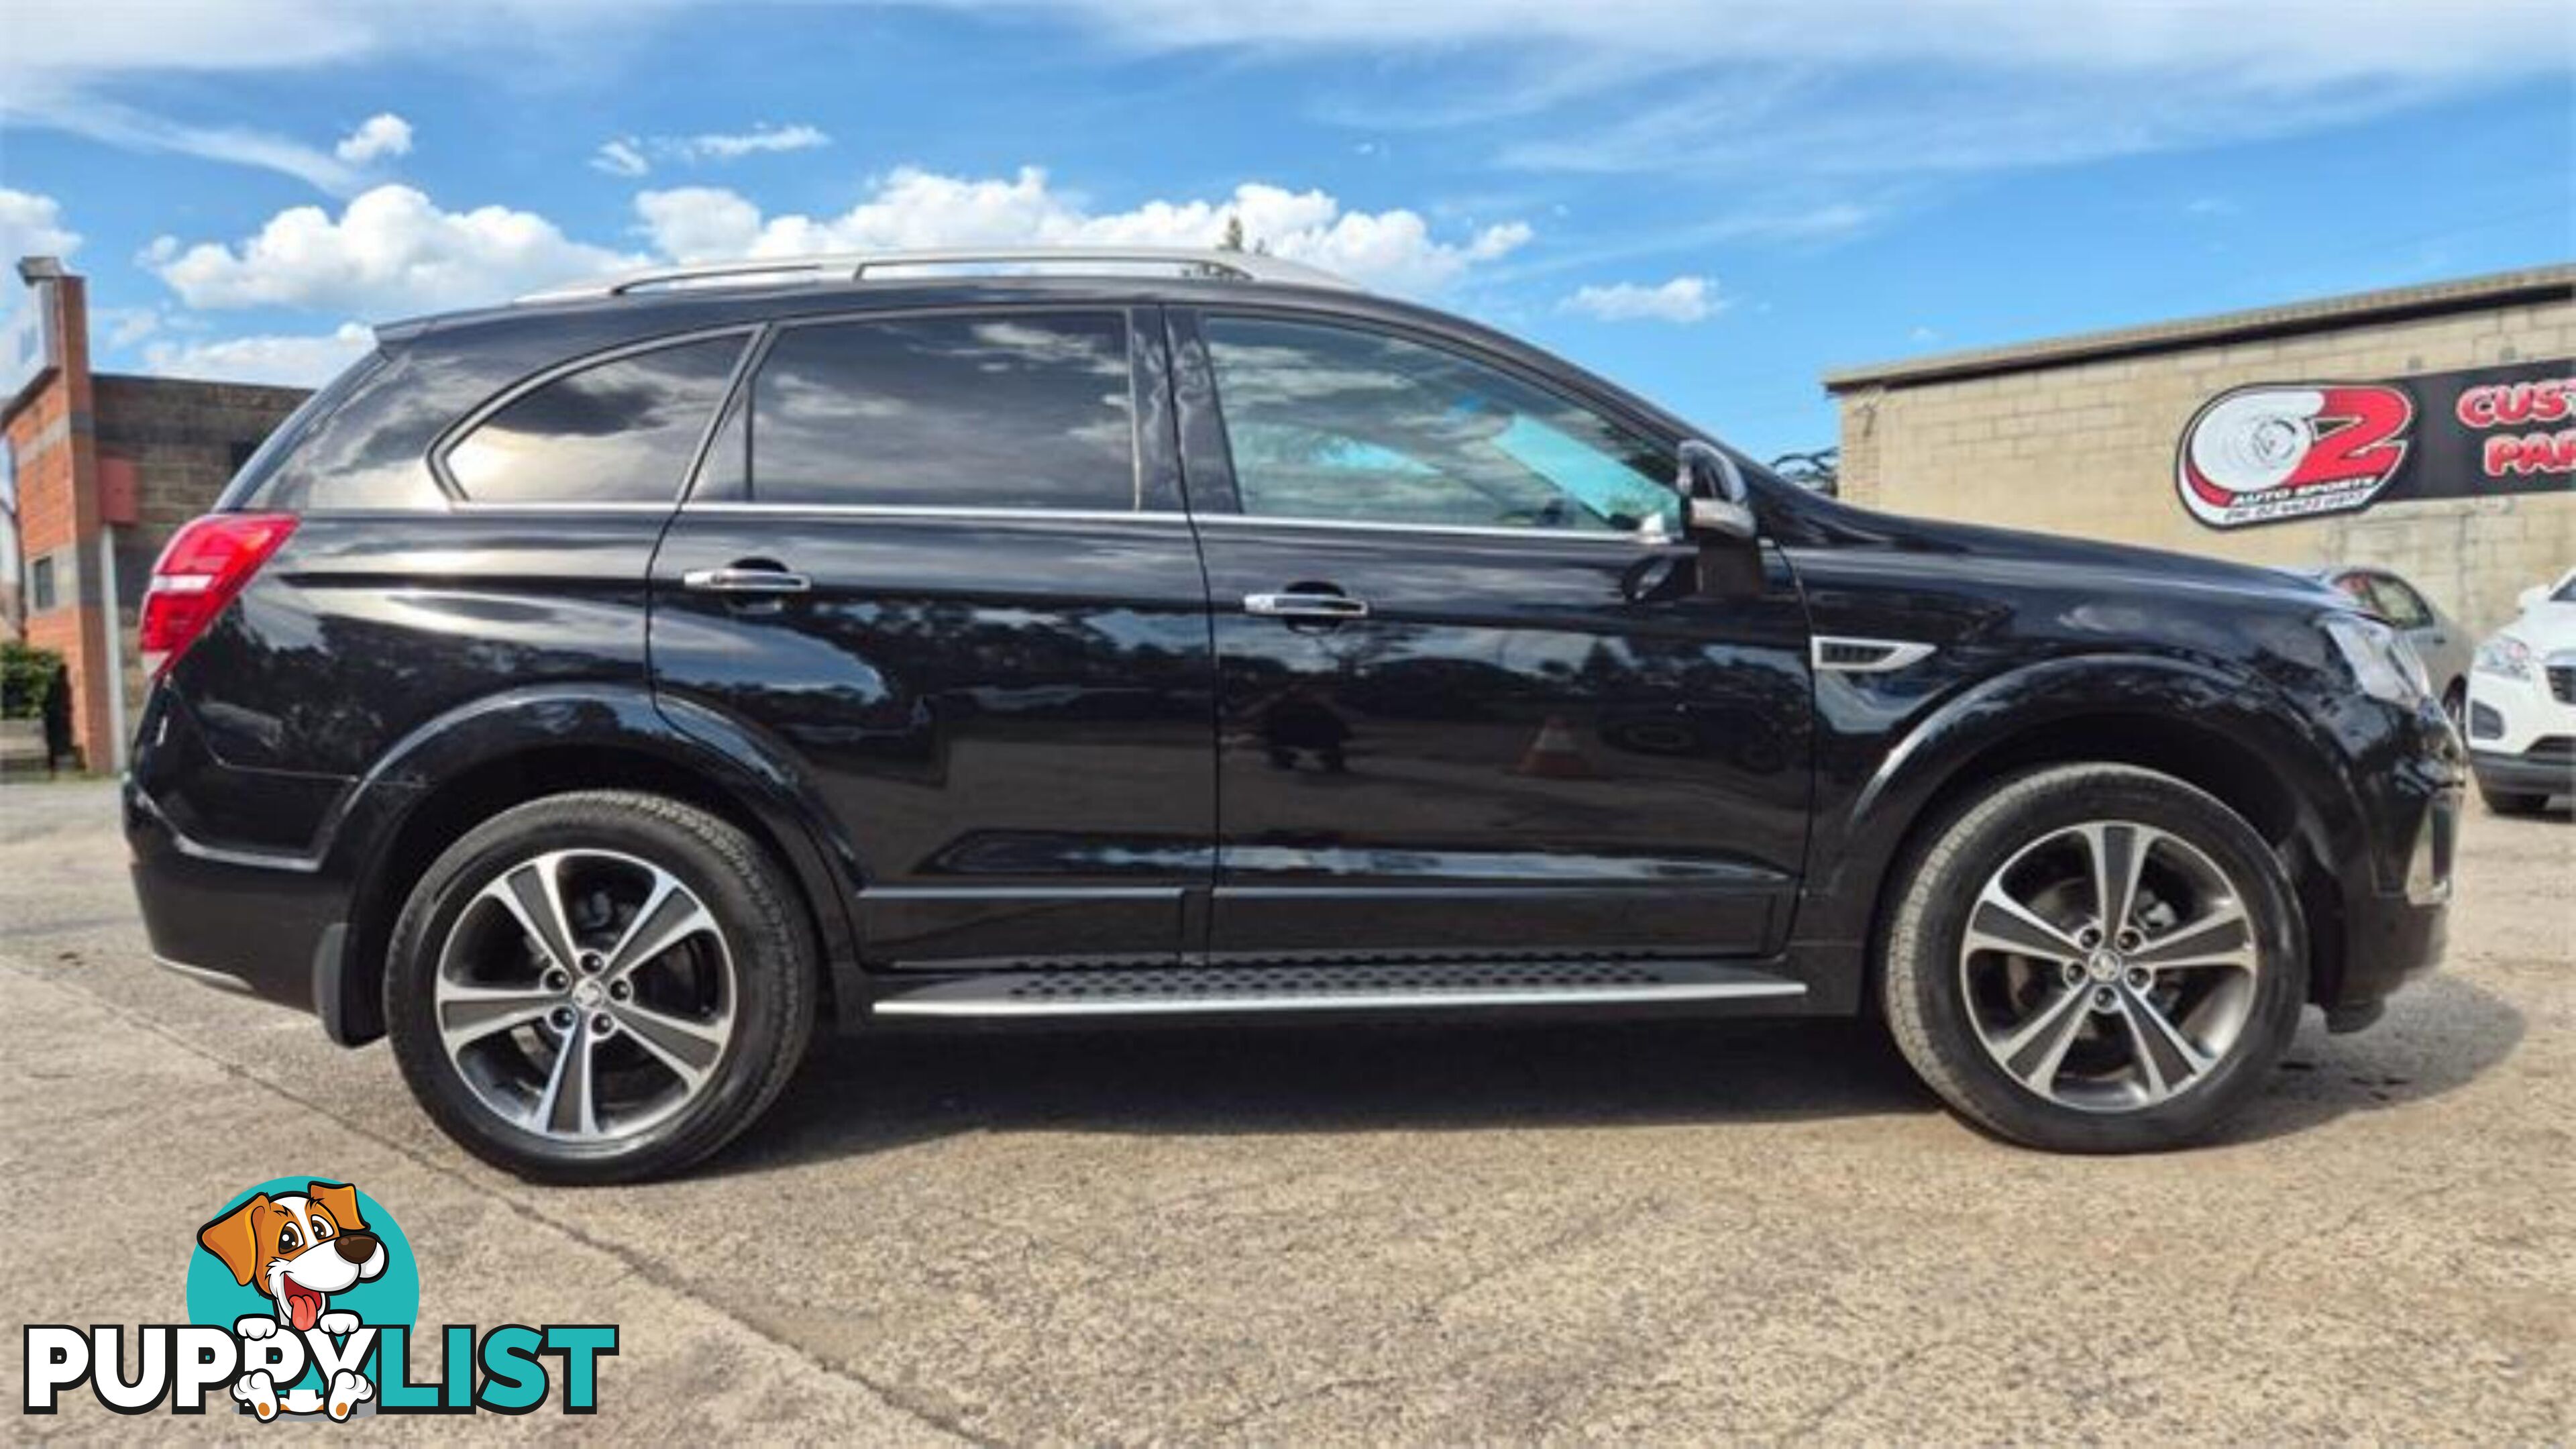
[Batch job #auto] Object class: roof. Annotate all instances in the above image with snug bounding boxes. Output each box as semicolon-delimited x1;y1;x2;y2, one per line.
1823;263;2576;393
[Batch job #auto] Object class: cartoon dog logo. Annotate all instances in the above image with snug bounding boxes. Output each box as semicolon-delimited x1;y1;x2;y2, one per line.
196;1181;387;1420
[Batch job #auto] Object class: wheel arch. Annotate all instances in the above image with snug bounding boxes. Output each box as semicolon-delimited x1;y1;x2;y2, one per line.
318;685;863;1045
1812;655;2366;1013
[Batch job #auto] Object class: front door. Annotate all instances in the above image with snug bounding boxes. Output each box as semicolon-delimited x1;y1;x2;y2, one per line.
651;305;1214;969
1173;309;1811;963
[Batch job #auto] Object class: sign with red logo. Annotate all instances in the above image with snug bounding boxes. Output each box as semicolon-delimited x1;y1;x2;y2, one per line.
2177;362;2573;529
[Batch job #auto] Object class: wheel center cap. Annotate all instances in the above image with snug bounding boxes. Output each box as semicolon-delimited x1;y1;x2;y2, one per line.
2086;949;2125;983
570;978;606;1009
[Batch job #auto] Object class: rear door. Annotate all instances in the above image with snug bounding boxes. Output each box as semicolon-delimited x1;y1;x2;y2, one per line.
1172;307;1812;963
649;306;1216;969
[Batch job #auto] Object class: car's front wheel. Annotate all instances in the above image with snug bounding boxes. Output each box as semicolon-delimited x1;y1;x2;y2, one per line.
1880;764;2306;1152
386;790;816;1183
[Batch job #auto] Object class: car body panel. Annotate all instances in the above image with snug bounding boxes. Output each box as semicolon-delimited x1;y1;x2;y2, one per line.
123;268;2463;1051
1166;304;1813;963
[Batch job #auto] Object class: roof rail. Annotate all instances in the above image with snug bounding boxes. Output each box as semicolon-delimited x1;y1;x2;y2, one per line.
515;246;1360;303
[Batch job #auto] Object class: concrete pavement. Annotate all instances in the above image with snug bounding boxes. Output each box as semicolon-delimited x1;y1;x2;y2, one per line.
3;778;2568;1442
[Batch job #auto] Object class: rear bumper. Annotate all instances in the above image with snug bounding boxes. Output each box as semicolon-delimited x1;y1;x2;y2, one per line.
125;780;347;1019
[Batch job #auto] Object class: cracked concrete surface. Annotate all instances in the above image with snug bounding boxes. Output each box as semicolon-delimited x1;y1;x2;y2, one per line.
3;779;2567;1442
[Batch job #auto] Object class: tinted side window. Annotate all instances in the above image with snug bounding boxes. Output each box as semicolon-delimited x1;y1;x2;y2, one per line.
749;313;1136;510
1203;315;1676;534
445;335;746;505
221;350;390;509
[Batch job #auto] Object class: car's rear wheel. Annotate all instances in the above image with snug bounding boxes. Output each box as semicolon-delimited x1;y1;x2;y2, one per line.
1880;764;2306;1152
386;791;815;1183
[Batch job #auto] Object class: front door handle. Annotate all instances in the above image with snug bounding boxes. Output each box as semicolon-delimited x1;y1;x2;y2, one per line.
1244;591;1369;621
683;565;812;595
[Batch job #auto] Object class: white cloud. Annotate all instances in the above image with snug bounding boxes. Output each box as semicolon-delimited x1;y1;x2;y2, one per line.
333;113;413;164
6;1;2559;200
18;99;364;194
0;189;83;260
591;138;651;178
147;184;647;316
1562;276;1720;323
142;321;375;387
99;307;163;348
635;167;1531;294
673;123;830;162
591;123;833;176
10;0;2561;91
1001;0;2565;89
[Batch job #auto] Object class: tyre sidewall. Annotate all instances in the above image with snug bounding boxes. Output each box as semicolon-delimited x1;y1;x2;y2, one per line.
386;796;810;1182
1894;769;2306;1152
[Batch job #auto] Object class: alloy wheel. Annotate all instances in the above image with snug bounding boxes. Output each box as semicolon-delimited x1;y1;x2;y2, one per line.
1958;820;2261;1112
433;849;735;1141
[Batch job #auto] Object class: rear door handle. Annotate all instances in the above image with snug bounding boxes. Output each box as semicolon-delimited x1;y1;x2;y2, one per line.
683;565;812;595
1244;591;1369;621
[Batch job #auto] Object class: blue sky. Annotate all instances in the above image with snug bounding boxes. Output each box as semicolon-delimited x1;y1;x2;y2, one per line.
1;0;2569;459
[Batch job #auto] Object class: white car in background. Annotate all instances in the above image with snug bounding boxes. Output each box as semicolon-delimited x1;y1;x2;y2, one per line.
2467;568;2576;814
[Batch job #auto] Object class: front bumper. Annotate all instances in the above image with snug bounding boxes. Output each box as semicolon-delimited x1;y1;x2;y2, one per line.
2320;693;2463;1014
2465;657;2575;756
2469;746;2575;800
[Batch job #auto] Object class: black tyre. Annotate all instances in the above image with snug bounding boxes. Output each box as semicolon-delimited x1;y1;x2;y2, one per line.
2477;784;2550;817
1880;764;2306;1152
386;790;816;1183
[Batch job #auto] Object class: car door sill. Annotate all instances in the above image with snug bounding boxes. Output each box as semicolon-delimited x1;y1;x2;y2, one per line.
869;959;1805;1018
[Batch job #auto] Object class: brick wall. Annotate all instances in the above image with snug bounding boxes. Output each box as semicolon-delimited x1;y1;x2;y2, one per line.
1835;292;2576;636
3;272;105;765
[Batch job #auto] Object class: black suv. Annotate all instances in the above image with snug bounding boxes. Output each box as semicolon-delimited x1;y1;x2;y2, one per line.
127;248;2461;1181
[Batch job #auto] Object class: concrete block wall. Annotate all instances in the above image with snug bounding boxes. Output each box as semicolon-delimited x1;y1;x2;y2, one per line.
1835;293;2576;637
91;374;311;741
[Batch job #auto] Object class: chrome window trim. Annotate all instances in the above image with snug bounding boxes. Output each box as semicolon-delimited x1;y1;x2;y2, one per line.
446;500;688;515
668;501;1669;544
1190;512;1674;547
680;501;1191;526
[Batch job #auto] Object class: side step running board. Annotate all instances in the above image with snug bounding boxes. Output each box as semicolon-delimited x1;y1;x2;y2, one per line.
871;960;1806;1019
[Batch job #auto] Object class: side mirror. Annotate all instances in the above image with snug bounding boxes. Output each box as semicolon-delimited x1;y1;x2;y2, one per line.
1677;439;1756;541
2521;586;2546;612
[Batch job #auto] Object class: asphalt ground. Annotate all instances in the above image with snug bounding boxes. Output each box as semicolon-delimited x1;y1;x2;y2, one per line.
3;777;2568;1442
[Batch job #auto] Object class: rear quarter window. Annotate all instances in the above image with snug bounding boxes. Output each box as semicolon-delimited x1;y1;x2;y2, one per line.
233;343;516;512
442;333;748;505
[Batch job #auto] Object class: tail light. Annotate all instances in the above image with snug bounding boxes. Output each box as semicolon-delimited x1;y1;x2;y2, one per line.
139;512;298;678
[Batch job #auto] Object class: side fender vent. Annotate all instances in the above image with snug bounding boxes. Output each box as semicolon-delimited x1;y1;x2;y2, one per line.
1812;636;1936;674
